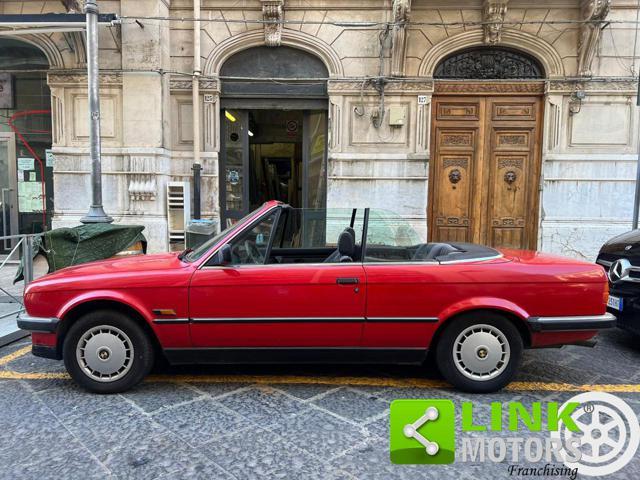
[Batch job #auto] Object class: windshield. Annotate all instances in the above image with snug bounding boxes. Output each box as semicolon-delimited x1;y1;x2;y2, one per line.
183;211;257;262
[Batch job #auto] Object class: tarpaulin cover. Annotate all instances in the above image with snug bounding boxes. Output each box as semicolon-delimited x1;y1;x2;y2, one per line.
15;224;147;283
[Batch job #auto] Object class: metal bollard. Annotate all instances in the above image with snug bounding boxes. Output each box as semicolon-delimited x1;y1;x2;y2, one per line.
23;237;34;285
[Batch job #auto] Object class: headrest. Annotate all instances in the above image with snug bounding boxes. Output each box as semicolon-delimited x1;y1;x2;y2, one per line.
338;230;355;256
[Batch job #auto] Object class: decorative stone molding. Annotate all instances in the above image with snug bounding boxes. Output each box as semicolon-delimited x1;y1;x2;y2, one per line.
419;29;564;79
203;94;220;151
126;156;159;214
391;0;411;77
483;0;508;45
169;77;219;92
328;79;433;93
200;79;219;91
416;94;431;153
329;100;342;150
261;0;284;47
547;79;636;93
434;81;545;94
50;91;65;147
544;95;563;152
47;71;122;86
577;0;611;77
204;29;343;77
169;79;193;91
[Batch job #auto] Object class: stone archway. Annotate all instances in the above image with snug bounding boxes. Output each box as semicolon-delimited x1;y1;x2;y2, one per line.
419;29;564;79
204;29;343;78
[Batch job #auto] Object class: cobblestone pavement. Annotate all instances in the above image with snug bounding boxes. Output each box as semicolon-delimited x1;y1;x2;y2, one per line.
0;328;639;480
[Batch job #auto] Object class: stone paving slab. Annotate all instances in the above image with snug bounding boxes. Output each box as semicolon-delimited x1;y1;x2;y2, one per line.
0;329;639;479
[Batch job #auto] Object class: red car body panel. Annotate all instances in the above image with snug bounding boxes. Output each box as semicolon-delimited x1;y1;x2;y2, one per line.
25;253;193;348
189;264;366;347
22;201;610;359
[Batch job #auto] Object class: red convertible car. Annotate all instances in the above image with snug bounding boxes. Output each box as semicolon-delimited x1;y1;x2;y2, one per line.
18;201;614;393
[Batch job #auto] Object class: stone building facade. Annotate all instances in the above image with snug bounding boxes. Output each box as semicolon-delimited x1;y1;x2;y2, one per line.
0;0;638;259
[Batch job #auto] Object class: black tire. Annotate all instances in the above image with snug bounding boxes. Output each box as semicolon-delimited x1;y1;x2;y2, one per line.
435;312;523;393
63;310;154;394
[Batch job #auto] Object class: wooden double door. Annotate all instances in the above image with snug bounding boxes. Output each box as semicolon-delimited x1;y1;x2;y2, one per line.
429;93;543;250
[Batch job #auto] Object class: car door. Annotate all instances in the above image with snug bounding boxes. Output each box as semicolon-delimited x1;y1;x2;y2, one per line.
189;208;365;348
361;210;442;350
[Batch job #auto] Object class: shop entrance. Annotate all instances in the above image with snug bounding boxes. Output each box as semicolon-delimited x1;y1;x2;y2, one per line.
220;107;327;226
218;46;329;227
0;38;53;240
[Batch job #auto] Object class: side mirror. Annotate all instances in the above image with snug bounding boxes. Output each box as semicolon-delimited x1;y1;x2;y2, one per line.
213;244;232;266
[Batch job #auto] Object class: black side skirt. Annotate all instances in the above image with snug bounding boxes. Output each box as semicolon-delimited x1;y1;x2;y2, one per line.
163;347;427;366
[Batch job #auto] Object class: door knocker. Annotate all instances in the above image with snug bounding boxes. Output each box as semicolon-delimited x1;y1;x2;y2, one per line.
448;169;462;189
504;170;517;190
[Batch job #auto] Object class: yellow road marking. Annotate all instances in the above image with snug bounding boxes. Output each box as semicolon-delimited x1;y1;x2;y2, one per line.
0;346;32;366
0;371;68;380
0;368;638;393
1;346;639;393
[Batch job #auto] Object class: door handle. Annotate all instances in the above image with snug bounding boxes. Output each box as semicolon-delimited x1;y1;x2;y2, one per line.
336;277;359;285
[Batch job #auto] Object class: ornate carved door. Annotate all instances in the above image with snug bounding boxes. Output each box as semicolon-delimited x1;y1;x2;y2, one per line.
429;90;543;250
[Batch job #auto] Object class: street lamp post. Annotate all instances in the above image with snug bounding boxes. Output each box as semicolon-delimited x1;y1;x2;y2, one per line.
80;0;113;224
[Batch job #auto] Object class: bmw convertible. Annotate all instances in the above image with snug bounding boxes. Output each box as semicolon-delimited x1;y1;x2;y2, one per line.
18;201;615;393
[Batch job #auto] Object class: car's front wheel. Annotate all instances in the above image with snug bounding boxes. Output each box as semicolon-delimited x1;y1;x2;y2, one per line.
63;310;154;393
435;312;523;393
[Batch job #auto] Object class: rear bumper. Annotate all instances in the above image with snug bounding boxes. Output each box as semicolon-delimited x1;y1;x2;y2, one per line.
16;313;59;333
527;313;617;332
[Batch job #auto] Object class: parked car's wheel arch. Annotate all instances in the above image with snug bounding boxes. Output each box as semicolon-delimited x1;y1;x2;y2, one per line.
56;299;163;360
430;308;532;352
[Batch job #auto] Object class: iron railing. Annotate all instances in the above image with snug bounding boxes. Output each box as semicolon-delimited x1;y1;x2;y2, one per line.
0;233;41;308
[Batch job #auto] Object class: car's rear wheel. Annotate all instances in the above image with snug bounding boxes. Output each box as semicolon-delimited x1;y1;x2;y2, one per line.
435;312;523;393
63;310;154;393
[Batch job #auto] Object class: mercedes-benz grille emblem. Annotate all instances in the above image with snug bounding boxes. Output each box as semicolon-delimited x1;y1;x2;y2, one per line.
609;258;632;283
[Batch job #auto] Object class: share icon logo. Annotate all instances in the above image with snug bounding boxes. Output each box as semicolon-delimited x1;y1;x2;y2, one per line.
390;399;456;464
403;406;441;456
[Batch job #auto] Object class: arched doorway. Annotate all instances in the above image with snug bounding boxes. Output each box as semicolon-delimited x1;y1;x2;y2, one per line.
429;46;545;250
219;46;328;226
0;38;52;244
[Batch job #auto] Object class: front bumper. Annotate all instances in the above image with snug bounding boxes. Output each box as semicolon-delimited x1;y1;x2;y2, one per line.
16;313;60;333
527;313;617;332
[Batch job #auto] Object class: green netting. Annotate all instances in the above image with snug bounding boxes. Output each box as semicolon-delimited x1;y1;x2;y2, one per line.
15;224;147;283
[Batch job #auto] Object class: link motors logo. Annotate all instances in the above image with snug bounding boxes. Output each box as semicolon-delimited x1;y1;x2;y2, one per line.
551;392;640;476
390;393;640;477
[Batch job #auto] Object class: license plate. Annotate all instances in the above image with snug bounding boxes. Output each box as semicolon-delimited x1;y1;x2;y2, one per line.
607;295;623;311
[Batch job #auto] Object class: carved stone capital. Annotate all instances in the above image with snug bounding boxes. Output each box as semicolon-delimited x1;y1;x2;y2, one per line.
483;0;508;45
391;0;411;77
577;0;611;76
261;0;284;47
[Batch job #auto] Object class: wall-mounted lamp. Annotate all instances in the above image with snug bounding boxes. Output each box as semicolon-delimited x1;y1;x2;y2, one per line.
568;89;586;116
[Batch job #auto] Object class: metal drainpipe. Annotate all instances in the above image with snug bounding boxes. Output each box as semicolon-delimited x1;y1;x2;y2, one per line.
80;0;113;224
192;0;201;218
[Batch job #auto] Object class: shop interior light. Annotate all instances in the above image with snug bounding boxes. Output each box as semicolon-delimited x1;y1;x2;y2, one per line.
225;111;236;122
248;130;254;136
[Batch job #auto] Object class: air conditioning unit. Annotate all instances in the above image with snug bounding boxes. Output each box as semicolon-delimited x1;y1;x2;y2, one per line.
166;181;191;251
